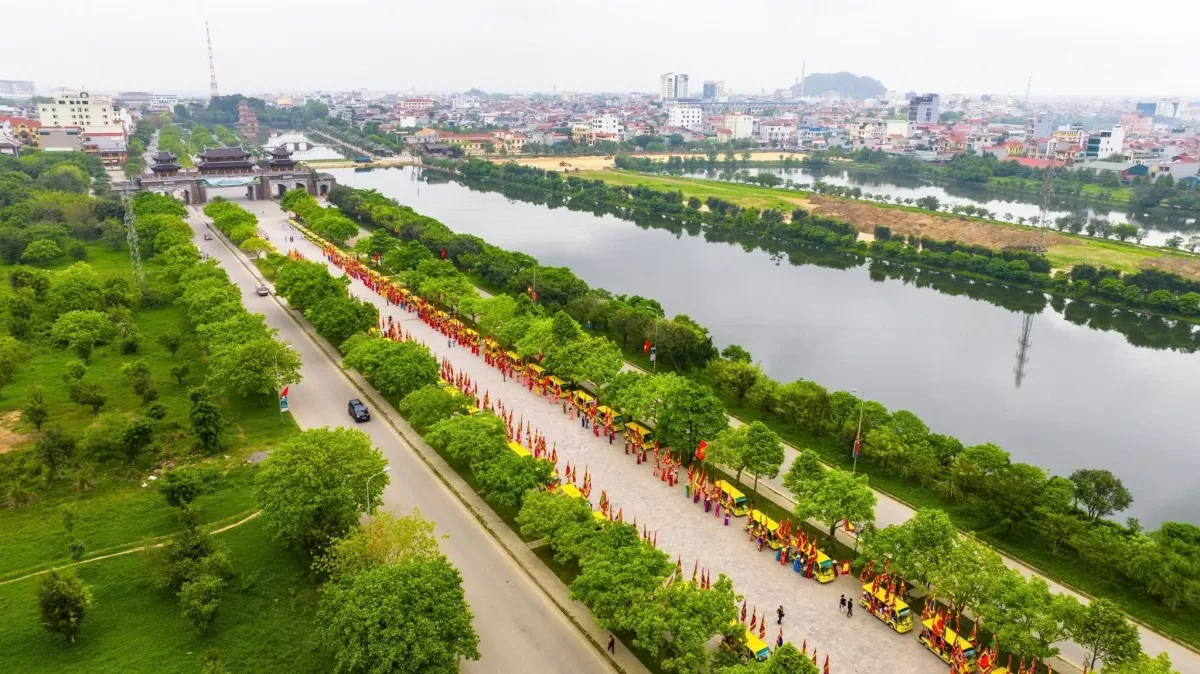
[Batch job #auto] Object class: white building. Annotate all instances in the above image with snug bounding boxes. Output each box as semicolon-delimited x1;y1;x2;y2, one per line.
725;114;754;139
1085;125;1125;160
667;105;703;131
149;94;178;110
590;113;622;137
37;91;126;134
907;94;940;125
659;72;689;100
757;120;796;145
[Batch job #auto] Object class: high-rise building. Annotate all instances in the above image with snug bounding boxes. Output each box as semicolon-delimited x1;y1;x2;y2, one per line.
1026;113;1053;140
702;80;725;101
37;91;126;134
907;94;940;125
659;72;690;101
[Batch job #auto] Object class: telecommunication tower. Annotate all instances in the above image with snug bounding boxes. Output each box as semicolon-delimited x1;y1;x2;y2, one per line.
1034;166;1056;252
206;21;220;99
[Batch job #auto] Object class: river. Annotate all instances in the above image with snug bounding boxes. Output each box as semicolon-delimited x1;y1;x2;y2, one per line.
329;165;1200;526
262;131;343;161
681;167;1198;247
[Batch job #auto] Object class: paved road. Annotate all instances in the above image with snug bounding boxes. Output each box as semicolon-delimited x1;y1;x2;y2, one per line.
185;202;613;674
253;196;1198;673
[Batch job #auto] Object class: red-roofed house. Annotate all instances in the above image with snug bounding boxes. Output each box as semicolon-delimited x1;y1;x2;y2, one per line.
0;116;41;148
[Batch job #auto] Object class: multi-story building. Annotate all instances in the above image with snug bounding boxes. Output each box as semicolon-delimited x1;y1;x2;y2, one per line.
150;94;178;110
659;73;689;101
37;91;126;134
907;94;940;125
667;105;703;131
400;99;436;111
756;119;796;145
1026;113;1053;140
590;113;621;137
725;114;754;139
0;115;41;147
1085;125;1125;160
702;80;726;101
1136;99;1180;119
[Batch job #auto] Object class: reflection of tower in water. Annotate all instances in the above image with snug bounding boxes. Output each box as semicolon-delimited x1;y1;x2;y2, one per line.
1014;312;1035;388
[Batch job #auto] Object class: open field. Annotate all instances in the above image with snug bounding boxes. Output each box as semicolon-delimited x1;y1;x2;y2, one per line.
508;151;802;173
0;516;331;674
579;169;1200;279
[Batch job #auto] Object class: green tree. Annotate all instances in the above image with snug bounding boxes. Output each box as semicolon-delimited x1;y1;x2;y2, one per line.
1069;598;1142;671
50;310;115;348
22;385;49;431
158;331;183;357
792;466;876;538
158;466;219;508
1070;468;1134;520
315;510;442;581
861;508;956;585
977;572;1082;661
719;643;819;674
36;569;93;643
318;560;481;674
569;524;672;630
21;239;62;265
743;421;784;492
207;338;301;398
368;343;439;400
516;489;599;564
1101;653;1180;674
238;237;272;258
782;448;826;496
927;535;1008;614
178;574;225;633
425;414;508;470
255;427;389;554
307;295;378;348
654;378;727;456
69;379;107;414
274;259;347;312
188;387;223;453
397;385;465;433
706;359;762;401
706;425;752;483
626;575;740;673
474;451;554;509
720;344;753;362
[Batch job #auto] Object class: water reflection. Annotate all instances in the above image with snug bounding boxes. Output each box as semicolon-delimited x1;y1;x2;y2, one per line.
681;167;1197;246
332;166;1200;525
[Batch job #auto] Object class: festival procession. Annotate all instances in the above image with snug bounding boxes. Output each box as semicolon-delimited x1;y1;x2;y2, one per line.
275;216;1033;674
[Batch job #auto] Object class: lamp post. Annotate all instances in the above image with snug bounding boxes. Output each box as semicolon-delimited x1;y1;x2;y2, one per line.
850;388;865;474
365;466;392;512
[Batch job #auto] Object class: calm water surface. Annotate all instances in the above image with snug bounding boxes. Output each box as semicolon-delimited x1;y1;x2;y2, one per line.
683;167;1197;247
332;166;1200;526
262;132;343;161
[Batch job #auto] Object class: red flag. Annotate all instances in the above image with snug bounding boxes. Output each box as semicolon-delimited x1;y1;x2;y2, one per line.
440;248;447;259
643;340;651;354
696;440;708;461
823;655;830;674
280;386;289;398
740;600;747;623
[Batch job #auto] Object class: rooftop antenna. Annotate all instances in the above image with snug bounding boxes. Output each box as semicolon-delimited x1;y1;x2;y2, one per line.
206;21;220;99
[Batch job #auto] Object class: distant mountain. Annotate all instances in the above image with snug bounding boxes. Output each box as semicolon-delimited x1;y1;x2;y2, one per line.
790;72;887;99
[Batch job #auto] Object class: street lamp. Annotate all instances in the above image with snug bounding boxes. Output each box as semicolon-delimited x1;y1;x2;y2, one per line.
365;466;392;511
850;388;865;474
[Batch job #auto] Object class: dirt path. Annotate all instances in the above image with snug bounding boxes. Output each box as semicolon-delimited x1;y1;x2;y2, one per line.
0;511;261;587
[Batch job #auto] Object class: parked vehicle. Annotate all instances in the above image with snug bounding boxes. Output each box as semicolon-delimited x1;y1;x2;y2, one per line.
256;284;270;297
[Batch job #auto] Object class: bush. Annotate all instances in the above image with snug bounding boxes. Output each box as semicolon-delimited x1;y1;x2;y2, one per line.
36;569;93;644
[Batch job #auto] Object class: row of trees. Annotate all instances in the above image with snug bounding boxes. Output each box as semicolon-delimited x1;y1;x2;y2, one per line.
280;188;358;244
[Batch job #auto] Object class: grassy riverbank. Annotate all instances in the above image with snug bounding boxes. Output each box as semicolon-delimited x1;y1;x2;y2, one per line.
580;168;1200;281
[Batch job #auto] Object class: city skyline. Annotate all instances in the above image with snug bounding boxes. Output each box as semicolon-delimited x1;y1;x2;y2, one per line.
3;0;1198;98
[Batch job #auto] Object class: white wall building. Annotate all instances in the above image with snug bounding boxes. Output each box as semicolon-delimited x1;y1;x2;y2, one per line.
590;113;622;137
667;105;703;131
1085;125;1125;159
725;114;754;139
907;94;940;125
659;72;689;101
37;91;126;134
149;94;178;110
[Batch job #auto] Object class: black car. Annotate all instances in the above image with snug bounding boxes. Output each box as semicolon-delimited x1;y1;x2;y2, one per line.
348;398;370;422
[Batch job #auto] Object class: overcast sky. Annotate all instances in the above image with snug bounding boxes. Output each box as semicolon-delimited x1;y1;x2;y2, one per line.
5;0;1197;99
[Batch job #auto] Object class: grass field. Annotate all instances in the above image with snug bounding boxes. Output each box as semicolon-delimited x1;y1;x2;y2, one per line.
578;169;1200;280
584;169;811;212
0;243;320;671
0;517;332;674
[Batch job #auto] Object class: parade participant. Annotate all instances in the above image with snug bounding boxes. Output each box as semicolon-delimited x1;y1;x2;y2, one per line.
724;510;731;526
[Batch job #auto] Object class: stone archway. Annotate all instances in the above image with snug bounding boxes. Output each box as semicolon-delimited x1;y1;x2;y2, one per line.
294;182;306;191
318;184;329;196
276;183;287;198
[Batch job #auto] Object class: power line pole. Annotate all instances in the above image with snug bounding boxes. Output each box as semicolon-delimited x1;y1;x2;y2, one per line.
206;21;220;99
1014;313;1034;388
122;192;146;289
1035;165;1056;252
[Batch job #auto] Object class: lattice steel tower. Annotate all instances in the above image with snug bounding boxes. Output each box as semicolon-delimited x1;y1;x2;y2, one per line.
206;21;219;99
122;193;146;289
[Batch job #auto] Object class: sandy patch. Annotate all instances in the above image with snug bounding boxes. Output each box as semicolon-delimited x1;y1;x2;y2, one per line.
0;410;30;453
506;151;805;173
804;195;1075;251
1138;255;1200;280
